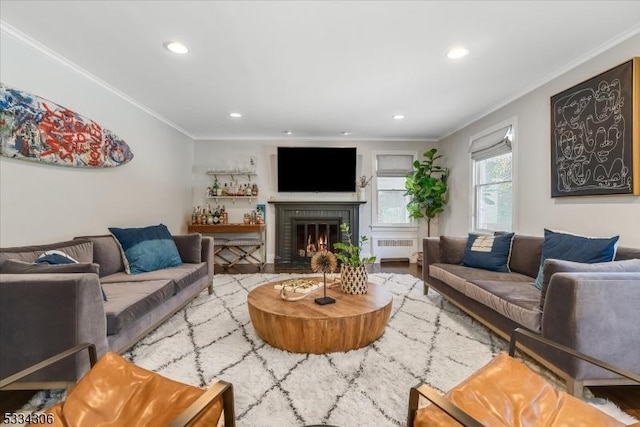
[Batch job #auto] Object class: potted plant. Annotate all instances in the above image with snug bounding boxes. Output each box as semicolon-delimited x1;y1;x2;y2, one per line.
405;148;449;237
333;223;376;294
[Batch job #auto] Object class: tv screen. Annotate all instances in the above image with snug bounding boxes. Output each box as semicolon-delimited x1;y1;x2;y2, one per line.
278;147;357;192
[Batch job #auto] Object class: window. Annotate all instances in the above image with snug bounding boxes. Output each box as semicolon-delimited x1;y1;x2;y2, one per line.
471;125;513;232
373;152;415;225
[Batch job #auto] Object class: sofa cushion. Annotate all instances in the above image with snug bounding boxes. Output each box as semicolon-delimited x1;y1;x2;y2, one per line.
462;233;515;273
508;235;543;278
102;280;175;335
533;229;620;289
0;240;93;265
430;263;533;295
108;224;183;275
0;259;98;275
466;280;542;331
75;235;125;277
173;234;203;264
439;236;467;264
0;259;108;302
100;263;208;294
539;258;640;310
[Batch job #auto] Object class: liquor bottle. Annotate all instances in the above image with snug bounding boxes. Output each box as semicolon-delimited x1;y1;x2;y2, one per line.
251;183;259;196
221;205;228;224
191;207;197;225
200;207;207;225
245;184;252;196
213;205;221;224
212;180;220;197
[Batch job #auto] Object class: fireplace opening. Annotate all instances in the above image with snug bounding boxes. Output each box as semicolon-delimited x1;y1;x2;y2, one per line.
294;219;340;262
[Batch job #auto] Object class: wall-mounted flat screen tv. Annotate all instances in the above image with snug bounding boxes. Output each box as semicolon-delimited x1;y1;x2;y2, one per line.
277;147;357;192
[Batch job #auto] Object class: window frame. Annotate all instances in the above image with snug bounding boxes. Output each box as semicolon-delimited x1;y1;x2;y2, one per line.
371;150;418;229
469;117;518;233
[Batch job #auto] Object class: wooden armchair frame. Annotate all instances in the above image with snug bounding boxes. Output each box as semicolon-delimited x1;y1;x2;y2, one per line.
408;328;640;426
0;343;235;427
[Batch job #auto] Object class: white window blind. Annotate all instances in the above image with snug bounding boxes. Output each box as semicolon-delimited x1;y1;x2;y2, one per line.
376;154;414;177
469;125;512;161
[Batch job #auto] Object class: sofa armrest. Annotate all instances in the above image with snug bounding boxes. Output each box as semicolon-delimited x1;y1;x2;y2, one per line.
0;273;108;385
200;236;214;280
422;237;441;284
541;272;640;379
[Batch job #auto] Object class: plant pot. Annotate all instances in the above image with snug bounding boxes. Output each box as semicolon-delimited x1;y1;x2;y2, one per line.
340;264;368;294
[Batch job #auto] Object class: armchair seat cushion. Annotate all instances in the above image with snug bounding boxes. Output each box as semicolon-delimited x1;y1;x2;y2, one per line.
44;352;222;426
413;352;628;427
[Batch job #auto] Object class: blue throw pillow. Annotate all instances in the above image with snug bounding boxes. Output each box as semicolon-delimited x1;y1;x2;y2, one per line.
108;224;182;275
462;233;515;273
34;250;78;265
533;229;619;289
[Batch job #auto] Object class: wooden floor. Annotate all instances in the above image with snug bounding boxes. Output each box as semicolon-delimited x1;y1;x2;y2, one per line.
3;261;638;419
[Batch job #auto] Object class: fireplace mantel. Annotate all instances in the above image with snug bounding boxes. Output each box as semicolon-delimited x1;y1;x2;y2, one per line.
270;201;364;268
268;201;366;206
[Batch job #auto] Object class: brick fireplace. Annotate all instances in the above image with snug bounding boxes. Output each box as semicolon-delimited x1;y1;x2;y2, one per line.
270;201;363;268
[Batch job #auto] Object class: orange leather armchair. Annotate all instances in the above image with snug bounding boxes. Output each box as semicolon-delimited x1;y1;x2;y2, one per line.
408;329;640;427
0;343;235;426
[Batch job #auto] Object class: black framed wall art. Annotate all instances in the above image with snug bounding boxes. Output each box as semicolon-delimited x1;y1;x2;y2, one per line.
550;57;639;197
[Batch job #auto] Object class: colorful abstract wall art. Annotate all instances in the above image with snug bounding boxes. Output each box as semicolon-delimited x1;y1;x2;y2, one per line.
0;83;134;168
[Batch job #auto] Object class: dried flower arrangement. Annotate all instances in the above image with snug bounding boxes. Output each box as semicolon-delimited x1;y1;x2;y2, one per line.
311;250;338;305
311;250;338;274
356;175;373;189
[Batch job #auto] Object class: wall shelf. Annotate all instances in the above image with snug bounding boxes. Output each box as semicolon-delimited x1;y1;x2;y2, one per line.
206;170;257;181
205;196;256;204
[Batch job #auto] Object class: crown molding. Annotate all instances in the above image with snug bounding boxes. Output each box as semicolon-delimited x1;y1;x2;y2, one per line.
1;20;195;140
439;22;640;141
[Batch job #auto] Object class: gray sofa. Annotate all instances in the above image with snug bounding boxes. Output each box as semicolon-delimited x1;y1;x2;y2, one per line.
423;234;640;396
0;233;213;390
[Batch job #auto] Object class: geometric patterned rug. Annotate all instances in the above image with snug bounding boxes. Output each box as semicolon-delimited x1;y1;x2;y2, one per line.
11;273;635;426
122;272;509;426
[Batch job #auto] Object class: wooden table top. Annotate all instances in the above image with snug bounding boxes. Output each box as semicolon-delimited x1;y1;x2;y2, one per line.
247;277;392;319
247;277;393;353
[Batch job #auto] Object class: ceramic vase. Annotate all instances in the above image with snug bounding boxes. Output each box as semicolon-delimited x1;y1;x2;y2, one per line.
340;264;368;294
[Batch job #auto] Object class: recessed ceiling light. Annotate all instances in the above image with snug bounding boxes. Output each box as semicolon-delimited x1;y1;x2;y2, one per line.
392;114;405;120
341;131;352;136
284;130;293;135
229;112;242;118
447;47;469;59
164;41;189;54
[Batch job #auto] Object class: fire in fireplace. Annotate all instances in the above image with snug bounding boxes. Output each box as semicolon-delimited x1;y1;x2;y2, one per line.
295;220;340;260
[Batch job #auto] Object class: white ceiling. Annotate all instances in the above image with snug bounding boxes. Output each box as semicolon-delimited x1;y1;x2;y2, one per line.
1;1;640;141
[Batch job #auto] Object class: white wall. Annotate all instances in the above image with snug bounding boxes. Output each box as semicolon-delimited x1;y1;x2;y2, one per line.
0;30;194;246
438;34;640;247
193;140;433;262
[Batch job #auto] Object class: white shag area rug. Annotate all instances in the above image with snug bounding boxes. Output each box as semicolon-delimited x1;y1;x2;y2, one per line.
12;273;637;426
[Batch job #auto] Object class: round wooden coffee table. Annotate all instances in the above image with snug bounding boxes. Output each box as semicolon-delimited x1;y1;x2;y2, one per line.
247;278;393;354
